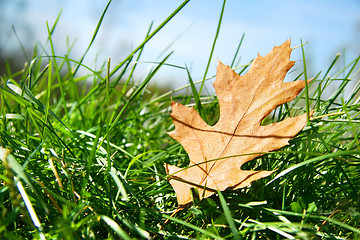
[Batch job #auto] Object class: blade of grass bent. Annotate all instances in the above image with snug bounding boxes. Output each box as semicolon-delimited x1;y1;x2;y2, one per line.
265;208;360;235
12;26;30;62
6;80;70;131
266;150;360;186
148;62;251;105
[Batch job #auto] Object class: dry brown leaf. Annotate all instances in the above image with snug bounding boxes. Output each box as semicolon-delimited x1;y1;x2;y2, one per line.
165;40;313;206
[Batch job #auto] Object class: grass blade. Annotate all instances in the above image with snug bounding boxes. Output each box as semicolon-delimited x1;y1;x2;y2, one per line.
218;190;240;240
186;65;205;120
73;0;113;76
267;150;360;186
110;0;190;77
199;0;226;95
231;33;245;68
162;214;224;240
109;52;172;132
100;215;132;240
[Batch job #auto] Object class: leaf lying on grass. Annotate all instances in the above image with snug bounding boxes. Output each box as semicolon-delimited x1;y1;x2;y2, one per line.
165;40;313;206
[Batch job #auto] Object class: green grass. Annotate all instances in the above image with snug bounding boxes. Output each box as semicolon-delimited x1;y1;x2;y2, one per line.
1;1;360;239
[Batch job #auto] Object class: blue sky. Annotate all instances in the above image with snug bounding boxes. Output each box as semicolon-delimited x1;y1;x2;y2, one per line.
2;0;360;90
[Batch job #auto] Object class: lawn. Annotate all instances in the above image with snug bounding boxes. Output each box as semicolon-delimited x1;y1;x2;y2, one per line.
0;1;359;239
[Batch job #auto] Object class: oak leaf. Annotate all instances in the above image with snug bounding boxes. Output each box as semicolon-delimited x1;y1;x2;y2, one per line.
165;40;312;206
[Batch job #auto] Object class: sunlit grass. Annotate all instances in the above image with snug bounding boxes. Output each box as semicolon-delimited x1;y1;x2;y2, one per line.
0;0;359;239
